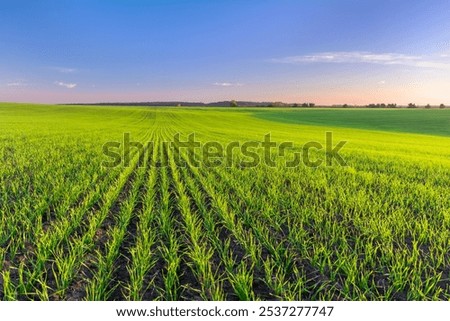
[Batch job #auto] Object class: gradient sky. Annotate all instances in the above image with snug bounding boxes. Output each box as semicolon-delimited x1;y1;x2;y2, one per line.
1;0;450;105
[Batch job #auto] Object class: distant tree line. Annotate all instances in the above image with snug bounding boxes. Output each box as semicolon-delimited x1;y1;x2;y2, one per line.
230;101;316;107
366;103;397;108
268;102;315;107
67;100;448;109
364;103;447;109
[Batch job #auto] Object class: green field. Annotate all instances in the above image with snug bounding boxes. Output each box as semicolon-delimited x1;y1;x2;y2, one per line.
1;103;449;301
254;108;450;137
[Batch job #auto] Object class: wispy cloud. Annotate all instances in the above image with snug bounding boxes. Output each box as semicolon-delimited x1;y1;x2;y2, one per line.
7;81;27;87
213;82;244;87
52;67;77;73
271;51;450;70
55;81;77;89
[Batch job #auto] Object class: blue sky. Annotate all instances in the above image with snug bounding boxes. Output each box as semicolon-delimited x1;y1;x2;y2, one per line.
1;0;450;104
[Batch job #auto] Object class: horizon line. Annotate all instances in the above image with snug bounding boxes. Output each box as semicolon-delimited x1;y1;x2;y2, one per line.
1;100;447;108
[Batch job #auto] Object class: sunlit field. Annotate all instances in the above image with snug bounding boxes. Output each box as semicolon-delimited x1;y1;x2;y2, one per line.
1;103;449;300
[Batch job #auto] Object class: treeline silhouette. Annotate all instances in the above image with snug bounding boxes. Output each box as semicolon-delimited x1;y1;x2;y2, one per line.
65;101;447;108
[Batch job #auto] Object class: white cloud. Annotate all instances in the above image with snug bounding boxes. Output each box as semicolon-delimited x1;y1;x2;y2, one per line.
7;81;27;87
378;80;386;85
271;51;450;70
53;67;77;73
213;82;244;87
55;81;77;89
